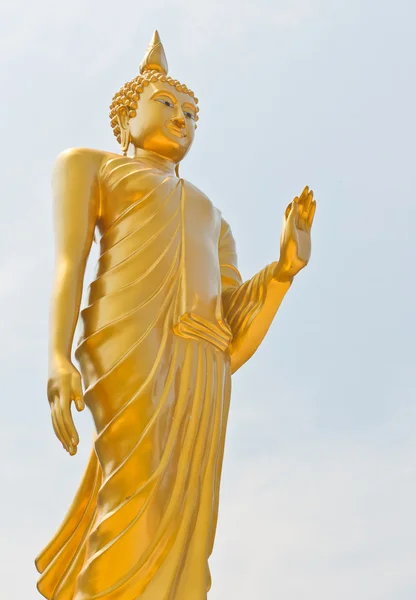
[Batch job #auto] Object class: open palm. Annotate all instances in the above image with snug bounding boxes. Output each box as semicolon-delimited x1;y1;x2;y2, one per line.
279;186;316;278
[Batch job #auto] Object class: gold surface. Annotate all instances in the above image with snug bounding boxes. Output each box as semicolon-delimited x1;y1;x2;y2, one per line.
35;31;316;600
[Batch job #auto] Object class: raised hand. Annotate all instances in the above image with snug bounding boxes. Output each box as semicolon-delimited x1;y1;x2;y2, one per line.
275;186;316;281
47;356;85;455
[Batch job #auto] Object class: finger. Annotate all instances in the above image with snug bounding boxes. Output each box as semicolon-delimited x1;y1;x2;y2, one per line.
56;383;73;451
72;374;85;412
51;399;68;451
61;397;79;449
60;393;76;451
304;190;314;214
297;193;308;222
300;185;309;200
307;200;316;229
54;404;71;452
287;198;300;228
56;402;77;454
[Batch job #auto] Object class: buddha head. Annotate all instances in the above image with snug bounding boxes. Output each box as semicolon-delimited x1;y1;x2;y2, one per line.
109;31;199;164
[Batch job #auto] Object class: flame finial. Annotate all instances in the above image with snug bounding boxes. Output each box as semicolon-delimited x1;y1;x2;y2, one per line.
139;30;169;75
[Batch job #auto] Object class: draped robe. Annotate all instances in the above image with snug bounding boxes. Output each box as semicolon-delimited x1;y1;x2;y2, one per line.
35;151;289;600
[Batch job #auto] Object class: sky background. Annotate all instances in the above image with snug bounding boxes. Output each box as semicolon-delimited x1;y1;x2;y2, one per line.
1;0;415;598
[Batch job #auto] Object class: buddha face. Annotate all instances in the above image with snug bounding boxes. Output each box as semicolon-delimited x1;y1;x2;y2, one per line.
117;81;197;163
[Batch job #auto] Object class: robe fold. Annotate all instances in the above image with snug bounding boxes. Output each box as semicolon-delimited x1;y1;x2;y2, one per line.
35;152;280;599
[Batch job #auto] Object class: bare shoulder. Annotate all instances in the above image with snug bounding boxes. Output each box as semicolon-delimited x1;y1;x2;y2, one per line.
53;147;117;176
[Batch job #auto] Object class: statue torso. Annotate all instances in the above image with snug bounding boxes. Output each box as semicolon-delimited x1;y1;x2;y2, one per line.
80;153;232;353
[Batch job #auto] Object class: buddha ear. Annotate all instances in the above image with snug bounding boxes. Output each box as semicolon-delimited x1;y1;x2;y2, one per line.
116;105;129;132
116;106;130;155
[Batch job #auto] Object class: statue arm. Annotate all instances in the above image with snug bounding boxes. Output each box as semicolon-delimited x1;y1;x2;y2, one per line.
219;219;292;374
47;147;102;455
49;148;101;361
220;187;315;374
223;267;292;375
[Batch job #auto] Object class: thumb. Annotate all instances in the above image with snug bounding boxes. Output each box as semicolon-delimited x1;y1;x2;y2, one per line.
72;373;85;411
75;398;85;412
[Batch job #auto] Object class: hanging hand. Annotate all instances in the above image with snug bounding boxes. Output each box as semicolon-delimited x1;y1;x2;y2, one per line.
47;356;85;455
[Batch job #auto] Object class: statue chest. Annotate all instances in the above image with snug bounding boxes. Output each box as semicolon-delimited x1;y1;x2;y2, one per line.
99;165;220;248
98;165;222;306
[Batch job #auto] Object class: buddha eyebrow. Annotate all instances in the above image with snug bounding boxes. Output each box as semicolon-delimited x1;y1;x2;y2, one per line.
182;103;196;113
150;90;177;103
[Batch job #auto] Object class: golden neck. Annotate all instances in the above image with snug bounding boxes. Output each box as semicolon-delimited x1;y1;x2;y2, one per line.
133;147;176;174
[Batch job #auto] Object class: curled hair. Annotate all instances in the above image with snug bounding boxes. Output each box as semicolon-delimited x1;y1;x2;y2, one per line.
109;70;199;144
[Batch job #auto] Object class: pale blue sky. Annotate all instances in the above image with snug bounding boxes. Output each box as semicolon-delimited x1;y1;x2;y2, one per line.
1;0;415;598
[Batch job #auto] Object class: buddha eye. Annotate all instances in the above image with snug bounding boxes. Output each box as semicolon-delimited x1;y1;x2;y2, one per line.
184;111;195;120
155;97;174;108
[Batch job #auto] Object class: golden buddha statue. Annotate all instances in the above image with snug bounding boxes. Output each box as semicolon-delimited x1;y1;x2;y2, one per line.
35;31;316;600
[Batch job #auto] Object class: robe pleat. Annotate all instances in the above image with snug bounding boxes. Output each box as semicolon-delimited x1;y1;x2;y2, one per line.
36;155;234;600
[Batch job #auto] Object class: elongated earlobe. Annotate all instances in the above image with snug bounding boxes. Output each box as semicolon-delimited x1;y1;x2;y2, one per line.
116;107;130;156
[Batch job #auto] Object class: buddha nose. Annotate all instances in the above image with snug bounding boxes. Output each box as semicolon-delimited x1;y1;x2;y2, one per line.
172;115;186;129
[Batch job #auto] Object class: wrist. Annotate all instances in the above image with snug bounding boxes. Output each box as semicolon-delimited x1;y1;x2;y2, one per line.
48;352;73;371
273;260;295;283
